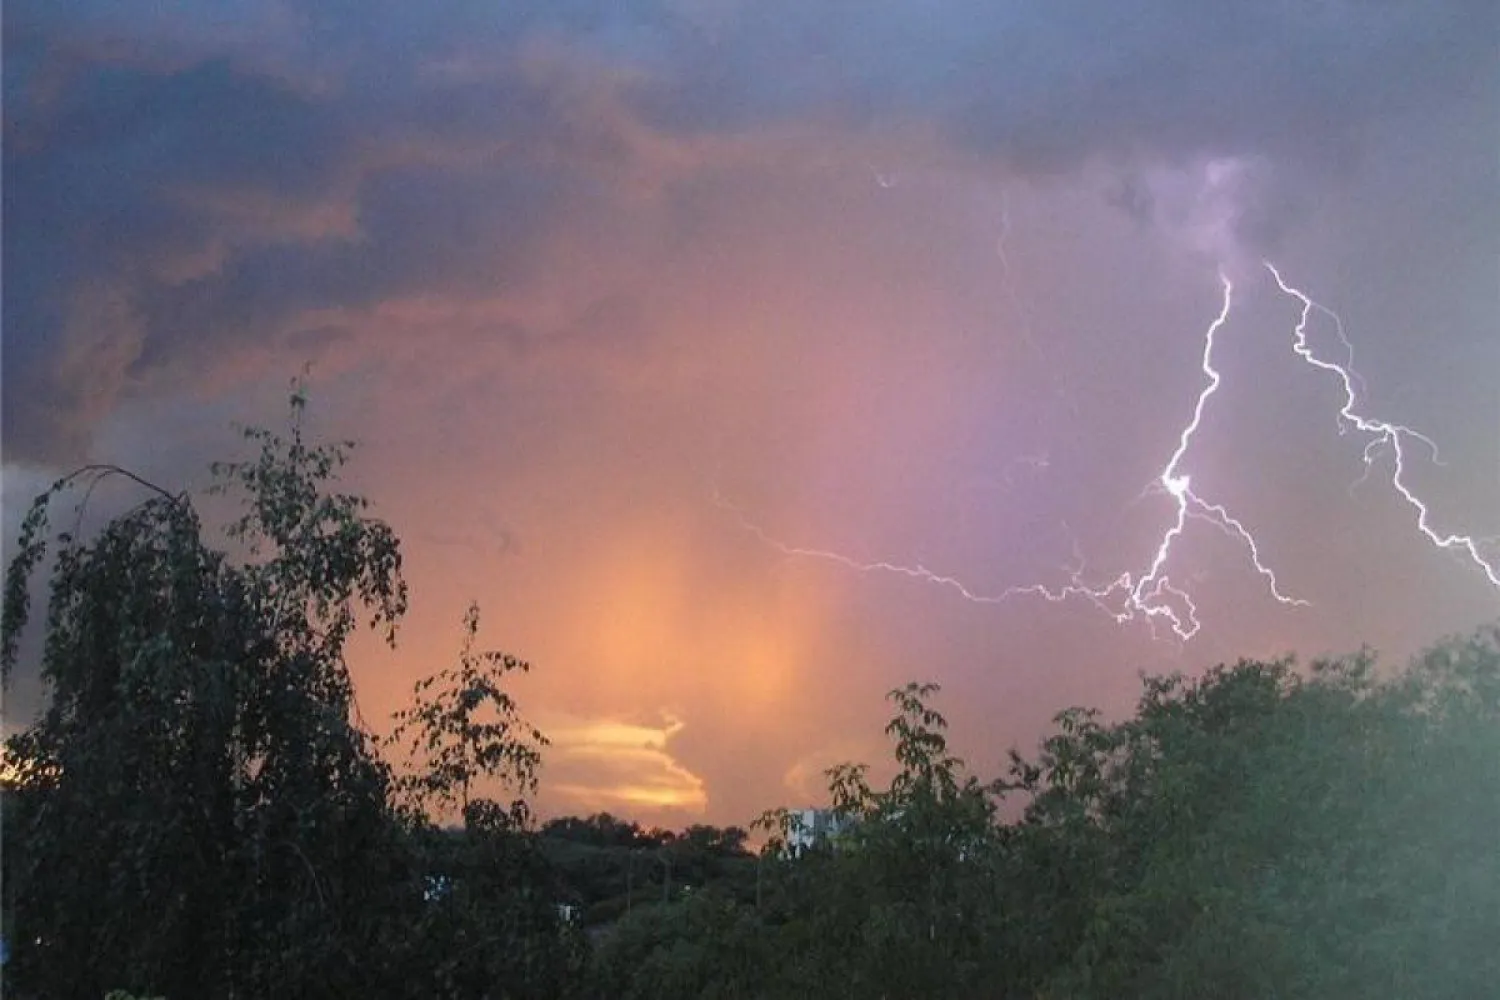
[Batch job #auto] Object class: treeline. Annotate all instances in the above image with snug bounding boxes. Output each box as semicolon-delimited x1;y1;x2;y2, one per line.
3;399;1497;998
539;816;757;926
589;646;1500;999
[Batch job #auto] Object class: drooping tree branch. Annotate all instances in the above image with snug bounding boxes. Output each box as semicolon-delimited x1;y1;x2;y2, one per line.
3;464;188;678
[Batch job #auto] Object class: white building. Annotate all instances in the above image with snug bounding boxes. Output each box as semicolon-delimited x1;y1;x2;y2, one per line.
785;808;855;855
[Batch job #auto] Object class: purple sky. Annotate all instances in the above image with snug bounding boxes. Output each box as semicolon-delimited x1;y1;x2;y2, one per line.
5;1;1497;826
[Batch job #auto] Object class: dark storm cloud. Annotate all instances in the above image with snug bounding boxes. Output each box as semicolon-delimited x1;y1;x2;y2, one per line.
624;2;1499;155
3;44;347;458
132;164;566;370
4;0;1495;461
2;4;586;460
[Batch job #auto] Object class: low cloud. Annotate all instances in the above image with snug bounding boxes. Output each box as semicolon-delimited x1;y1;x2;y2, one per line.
541;712;709;819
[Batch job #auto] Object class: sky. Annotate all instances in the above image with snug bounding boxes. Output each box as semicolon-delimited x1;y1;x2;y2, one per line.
4;1;1498;828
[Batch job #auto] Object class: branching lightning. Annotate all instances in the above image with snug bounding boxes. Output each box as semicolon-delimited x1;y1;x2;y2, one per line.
1122;271;1307;638
1266;262;1500;589
718;242;1496;640
720;271;1309;640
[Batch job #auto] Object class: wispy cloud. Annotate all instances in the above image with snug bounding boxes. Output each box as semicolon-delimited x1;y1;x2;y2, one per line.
541;712;708;816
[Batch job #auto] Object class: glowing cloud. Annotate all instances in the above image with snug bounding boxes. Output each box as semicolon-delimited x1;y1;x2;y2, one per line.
542;712;708;815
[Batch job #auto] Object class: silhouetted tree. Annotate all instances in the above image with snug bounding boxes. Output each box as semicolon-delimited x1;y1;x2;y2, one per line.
2;387;409;996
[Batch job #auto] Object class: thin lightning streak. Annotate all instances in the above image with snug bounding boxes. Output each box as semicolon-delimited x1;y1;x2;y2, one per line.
1266;262;1500;589
994;187;1015;279
1305;292;1370;415
994;186;1077;419
994;188;1035;359
719;271;1308;640
712;485;1063;605
1002;451;1050;485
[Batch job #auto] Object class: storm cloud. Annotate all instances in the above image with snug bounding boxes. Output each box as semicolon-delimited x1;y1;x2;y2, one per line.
7;0;1496;459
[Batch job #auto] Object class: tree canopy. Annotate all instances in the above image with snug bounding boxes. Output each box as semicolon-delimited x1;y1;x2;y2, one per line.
1;391;576;998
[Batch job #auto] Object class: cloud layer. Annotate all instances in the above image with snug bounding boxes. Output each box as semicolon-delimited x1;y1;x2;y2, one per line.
8;0;1497;459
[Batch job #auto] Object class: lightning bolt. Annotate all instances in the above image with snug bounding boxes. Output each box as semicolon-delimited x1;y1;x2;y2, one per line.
1266;262;1500;589
1106;270;1307;638
720;271;1308;640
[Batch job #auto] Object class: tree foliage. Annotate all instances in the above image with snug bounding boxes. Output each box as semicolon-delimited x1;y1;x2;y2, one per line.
739;682;1009;999
0;389;571;998
384;606;582;998
594;629;1500;1000
3;391;410;996
387;602;548;829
